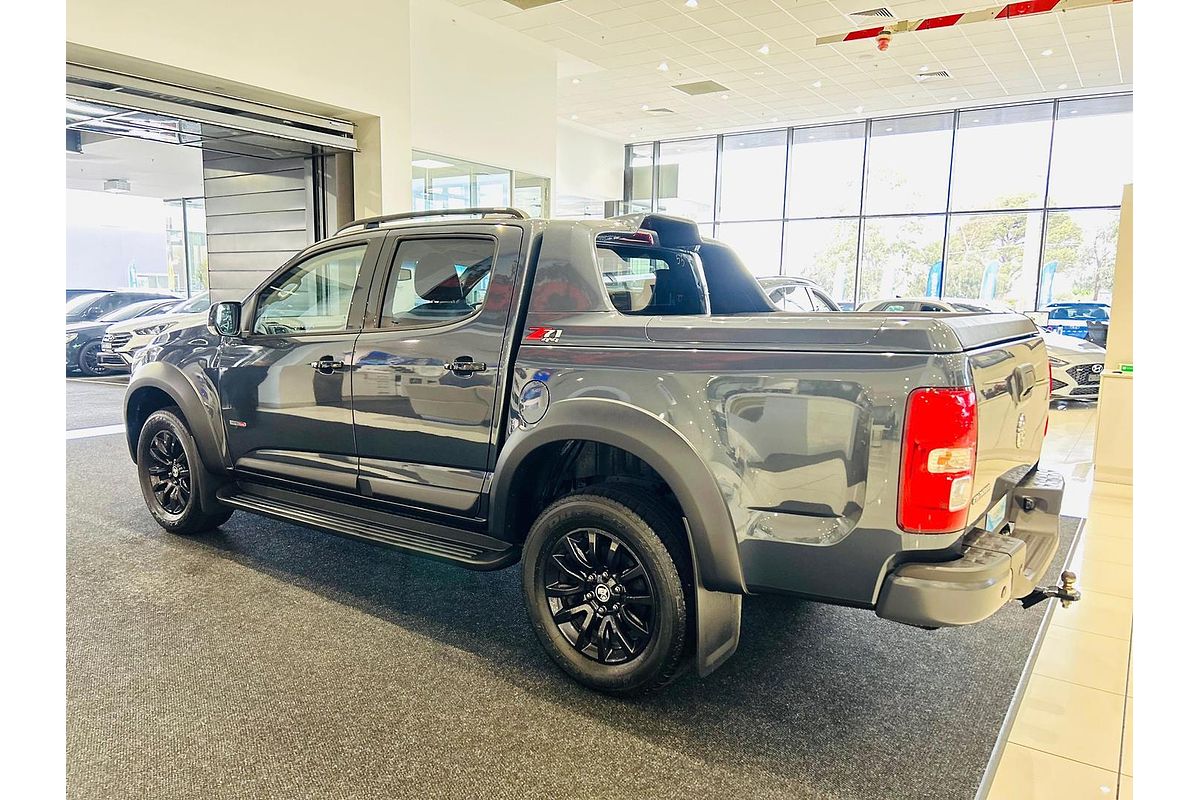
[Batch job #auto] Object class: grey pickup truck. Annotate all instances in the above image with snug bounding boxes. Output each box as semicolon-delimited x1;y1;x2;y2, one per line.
124;208;1079;695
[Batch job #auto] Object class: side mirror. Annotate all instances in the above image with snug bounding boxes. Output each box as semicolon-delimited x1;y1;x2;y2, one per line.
208;301;242;337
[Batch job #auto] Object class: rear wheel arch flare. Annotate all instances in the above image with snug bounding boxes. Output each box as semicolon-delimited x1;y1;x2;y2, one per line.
492;397;744;593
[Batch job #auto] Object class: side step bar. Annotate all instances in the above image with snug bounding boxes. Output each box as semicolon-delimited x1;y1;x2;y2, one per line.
216;482;519;570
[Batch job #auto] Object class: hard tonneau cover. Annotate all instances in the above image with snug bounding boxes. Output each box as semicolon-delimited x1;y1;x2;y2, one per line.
644;312;1041;354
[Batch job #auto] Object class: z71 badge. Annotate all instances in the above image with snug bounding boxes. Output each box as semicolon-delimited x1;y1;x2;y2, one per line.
525;327;563;344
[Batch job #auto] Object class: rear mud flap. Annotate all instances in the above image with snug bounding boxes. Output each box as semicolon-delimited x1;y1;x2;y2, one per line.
685;518;742;677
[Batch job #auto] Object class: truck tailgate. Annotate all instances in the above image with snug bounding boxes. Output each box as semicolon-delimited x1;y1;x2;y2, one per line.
966;333;1050;525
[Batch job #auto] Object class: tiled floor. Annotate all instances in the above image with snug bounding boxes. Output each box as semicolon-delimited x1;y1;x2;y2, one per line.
986;402;1133;799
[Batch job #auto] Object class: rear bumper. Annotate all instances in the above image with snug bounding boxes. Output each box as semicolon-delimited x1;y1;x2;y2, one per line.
876;468;1065;628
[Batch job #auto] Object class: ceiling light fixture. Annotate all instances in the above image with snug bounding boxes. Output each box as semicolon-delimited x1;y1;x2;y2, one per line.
685;0;698;7
854;105;864;113
721;94;730;100
1041;48;1054;56
657;61;669;72
1057;83;1068;89
758;44;770;54
570;114;578;120
103;178;130;194
812;80;822;88
641;104;650;111
571;78;581;84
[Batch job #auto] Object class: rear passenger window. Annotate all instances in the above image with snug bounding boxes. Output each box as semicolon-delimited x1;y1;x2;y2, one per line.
382;237;495;328
596;245;705;316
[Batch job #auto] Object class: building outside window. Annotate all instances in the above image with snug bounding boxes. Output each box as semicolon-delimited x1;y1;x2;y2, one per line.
623;93;1131;310
412;151;551;219
164;197;208;296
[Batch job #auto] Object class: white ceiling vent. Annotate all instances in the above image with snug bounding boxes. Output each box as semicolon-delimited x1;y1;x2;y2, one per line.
644;107;675;116
915;70;952;81
672;80;730;96
848;7;896;21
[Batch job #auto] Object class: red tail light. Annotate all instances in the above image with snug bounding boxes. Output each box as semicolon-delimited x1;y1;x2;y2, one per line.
898;387;978;534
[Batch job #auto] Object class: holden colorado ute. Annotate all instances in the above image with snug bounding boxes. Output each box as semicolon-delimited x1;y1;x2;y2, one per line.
123;209;1080;695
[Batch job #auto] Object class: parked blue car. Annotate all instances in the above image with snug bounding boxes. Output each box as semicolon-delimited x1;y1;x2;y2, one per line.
1044;302;1109;347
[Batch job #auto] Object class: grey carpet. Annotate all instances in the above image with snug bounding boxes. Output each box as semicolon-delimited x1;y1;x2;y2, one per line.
67;426;1081;800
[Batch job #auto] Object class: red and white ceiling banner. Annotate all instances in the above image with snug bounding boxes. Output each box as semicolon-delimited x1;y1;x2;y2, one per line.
816;0;1132;46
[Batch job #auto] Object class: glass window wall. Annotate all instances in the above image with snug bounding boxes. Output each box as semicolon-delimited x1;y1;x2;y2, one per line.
718;130;786;222
624;93;1129;309
656;137;716;222
787;122;865;219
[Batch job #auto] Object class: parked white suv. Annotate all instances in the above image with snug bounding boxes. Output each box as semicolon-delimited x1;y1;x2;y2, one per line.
98;292;211;372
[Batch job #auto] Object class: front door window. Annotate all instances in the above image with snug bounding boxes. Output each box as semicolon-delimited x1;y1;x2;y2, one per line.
253;245;368;335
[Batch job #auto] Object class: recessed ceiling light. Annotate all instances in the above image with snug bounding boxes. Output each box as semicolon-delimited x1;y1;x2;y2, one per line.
696;125;704;130
571;78;581;84
685;0;698;7
1041;48;1054;56
972;118;980;123
412;159;455;170
812;80;822;88
949;96;958;102
641;104;649;111
103;178;130;194
570;114;578;120
885;126;894;132
721;94;730;100
854;105;864;113
920;64;929;72
1058;83;1069;89
657;61;669;72
758;44;770;55
753;71;765;76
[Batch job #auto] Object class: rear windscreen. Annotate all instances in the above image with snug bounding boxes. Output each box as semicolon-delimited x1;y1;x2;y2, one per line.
595;245;706;316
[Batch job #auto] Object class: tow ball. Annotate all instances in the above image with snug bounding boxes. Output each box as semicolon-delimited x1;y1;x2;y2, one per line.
1020;570;1082;610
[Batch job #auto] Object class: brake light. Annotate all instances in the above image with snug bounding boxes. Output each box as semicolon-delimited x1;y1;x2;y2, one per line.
898;387;978;534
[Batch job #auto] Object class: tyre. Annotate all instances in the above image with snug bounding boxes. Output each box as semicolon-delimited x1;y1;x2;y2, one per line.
77;340;108;377
136;408;233;535
522;484;691;696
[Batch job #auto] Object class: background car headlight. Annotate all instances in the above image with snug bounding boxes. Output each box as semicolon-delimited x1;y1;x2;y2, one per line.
66;332;77;344
134;323;171;336
1048;356;1068;367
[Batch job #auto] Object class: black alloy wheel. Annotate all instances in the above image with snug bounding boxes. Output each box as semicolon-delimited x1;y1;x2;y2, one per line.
522;485;691;695
77;341;107;377
544;528;656;664
146;429;191;515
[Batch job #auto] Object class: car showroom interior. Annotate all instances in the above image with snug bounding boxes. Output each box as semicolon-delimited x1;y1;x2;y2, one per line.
12;0;1181;797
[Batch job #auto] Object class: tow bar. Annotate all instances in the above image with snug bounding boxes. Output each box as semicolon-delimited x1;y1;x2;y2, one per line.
1020;570;1082;610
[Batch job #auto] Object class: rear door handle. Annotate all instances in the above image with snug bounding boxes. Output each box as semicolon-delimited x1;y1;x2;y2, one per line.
444;358;487;375
310;358;345;373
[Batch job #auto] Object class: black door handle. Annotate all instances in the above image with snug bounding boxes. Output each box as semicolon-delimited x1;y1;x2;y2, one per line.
444;357;487;375
310;358;345;374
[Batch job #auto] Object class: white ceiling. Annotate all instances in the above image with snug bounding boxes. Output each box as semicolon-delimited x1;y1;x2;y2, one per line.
65;135;205;199
447;0;1132;141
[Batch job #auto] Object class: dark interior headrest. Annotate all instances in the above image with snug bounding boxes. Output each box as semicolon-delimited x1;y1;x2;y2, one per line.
413;252;463;302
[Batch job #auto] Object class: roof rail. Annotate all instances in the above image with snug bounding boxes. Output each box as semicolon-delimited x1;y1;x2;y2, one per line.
335;207;529;235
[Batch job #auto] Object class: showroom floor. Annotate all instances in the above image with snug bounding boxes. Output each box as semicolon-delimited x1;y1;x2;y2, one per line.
986;402;1134;800
66;380;1127;799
